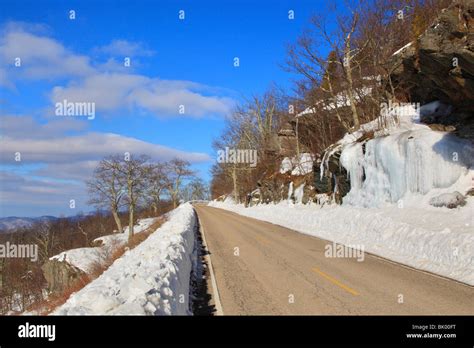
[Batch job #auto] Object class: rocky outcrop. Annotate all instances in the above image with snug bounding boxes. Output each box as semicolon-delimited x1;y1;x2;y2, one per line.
390;0;474;140
429;191;467;208
315;148;351;204
245;172;317;206
278;122;297;157
41;259;86;294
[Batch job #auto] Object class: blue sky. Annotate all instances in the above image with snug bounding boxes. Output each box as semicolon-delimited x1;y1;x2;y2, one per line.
0;0;330;217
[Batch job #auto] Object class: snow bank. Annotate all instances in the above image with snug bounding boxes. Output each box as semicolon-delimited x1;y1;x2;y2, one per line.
208;201;474;285
52;203;197;315
50;217;158;274
280;153;315;175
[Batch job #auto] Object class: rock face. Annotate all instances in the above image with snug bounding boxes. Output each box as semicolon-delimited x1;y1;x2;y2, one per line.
41;259;86;294
246;173;316;206
429;191;467;208
315;148;351;204
390;0;474;140
278;122;297;157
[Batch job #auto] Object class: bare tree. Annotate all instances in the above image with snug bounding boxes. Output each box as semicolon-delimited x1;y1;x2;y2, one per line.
181;178;209;201
34;222;57;262
165;158;195;208
86;155;125;233
145;162;170;214
117;154;150;242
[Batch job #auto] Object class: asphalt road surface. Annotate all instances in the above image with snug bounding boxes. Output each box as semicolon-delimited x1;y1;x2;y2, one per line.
194;205;474;315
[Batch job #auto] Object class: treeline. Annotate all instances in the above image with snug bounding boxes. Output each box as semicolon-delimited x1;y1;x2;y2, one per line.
87;155;207;242
0;212;126;313
0;154;208;313
211;0;452;201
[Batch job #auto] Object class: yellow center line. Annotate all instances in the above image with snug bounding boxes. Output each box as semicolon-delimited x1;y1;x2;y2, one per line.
312;267;360;296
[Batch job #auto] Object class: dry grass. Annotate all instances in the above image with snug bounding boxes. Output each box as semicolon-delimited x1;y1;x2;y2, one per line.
26;216;166;315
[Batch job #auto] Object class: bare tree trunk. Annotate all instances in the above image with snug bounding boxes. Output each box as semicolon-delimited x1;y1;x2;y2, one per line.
128;204;134;243
128;180;134;242
327;76;350;132
232;165;239;203
296;117;300;157
346;70;360;130
77;223;89;246
111;208;123;233
344;18;361;131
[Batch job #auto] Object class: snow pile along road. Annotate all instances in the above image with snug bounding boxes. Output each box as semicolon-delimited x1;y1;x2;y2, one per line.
50;218;159;274
209;201;474;285
53;203;197;315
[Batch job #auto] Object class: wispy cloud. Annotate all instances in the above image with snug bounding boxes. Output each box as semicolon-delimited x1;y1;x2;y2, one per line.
0;28;94;80
51;73;234;117
0;171;87;216
94;39;155;57
1;115;210;169
0;115;211;215
1;22;235;117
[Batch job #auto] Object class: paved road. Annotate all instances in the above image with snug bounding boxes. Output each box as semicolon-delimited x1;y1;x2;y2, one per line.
194;205;474;315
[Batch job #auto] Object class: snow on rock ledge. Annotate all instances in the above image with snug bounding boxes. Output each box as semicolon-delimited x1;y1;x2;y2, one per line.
52;203;196;315
280;153;315;175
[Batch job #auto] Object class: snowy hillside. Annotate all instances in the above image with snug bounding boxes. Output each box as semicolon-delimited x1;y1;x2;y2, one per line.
52;203;197;315
210;101;474;285
50;218;159;274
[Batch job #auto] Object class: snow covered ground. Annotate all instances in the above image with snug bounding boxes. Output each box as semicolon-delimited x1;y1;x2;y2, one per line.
213;102;474;285
209;200;474;285
52;203;197;315
50;217;159;274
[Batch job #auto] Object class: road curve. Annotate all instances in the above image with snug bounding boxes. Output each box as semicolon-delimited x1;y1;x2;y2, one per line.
194;205;474;315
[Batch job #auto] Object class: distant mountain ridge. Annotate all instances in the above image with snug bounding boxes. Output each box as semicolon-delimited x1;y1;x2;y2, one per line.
0;216;59;232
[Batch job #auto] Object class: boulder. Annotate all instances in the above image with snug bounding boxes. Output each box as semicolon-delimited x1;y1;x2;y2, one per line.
41;259;86;294
429;191;467;208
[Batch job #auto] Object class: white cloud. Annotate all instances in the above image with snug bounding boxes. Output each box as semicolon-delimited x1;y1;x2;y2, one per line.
0;116;210;167
0;24;234;117
0;115;88;139
0;113;213;216
1;132;209;164
94;39;155;57
0;30;95;79
51;73;234;117
0;171;87;216
0;115;211;215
